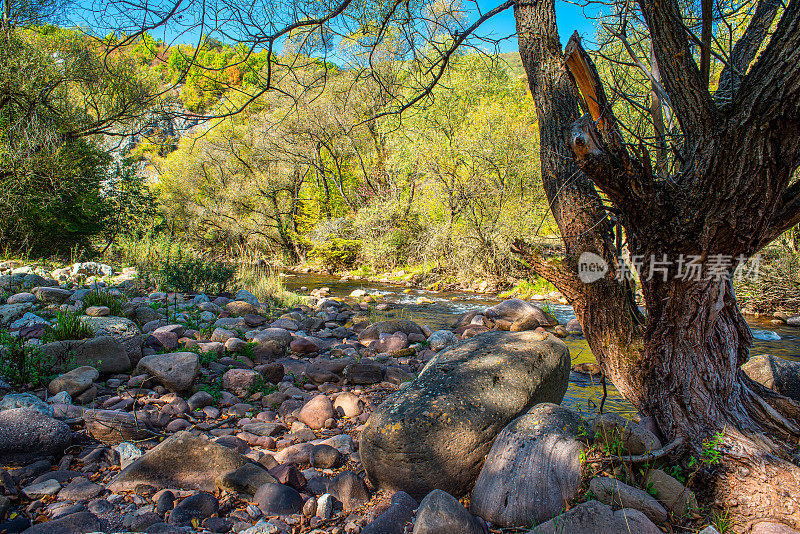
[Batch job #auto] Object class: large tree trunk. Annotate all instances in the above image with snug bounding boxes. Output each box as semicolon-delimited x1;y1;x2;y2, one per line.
513;0;800;529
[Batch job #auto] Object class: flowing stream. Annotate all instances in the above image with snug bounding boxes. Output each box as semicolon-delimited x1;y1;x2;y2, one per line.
282;272;800;419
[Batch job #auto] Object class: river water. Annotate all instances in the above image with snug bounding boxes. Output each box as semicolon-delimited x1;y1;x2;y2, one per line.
282;272;800;419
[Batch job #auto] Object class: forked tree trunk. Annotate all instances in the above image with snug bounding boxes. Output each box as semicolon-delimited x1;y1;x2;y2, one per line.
513;0;800;529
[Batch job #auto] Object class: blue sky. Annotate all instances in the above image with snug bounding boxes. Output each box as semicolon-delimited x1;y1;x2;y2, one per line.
473;0;600;51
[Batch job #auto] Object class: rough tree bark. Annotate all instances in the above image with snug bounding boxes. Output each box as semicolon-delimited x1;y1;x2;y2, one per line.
512;0;800;530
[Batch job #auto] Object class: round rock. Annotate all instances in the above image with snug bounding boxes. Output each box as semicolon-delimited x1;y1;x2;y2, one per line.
360;331;570;499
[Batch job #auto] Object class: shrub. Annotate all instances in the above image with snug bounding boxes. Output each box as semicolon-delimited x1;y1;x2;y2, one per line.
309;238;362;272
159;253;235;294
0;331;58;387
47;310;93;341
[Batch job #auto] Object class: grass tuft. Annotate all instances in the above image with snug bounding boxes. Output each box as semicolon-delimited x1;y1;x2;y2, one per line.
47;310;93;341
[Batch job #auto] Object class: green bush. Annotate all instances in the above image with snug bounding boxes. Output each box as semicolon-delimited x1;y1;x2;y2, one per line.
47;310;93;341
159;254;236;294
309;238;362;272
0;331;58;387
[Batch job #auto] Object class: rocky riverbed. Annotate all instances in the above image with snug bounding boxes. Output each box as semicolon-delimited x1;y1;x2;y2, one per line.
1;260;799;534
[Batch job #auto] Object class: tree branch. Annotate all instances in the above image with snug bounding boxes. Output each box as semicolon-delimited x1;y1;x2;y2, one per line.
761;181;800;247
700;0;713;88
715;0;783;106
637;0;717;146
731;0;800;123
563;35;651;219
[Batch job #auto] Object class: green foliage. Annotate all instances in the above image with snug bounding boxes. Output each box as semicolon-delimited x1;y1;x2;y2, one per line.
701;431;725;465
198;378;222;401
83;289;125;316
664;464;686;484
710;509;733;534
0;27;158;256
0;331;58;387
498;278;557;300
196;347;219;366
247;374;278;397
47;310;93;341
309;238;362;272
159;253;236;294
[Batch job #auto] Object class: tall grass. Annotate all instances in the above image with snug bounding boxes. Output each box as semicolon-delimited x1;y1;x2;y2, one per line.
83;288;125;315
47;310;93;341
107;232;186;272
236;264;305;309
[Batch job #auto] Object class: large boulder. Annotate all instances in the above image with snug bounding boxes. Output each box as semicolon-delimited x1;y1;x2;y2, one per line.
484;298;558;327
527;499;661;534
108;431;253;492
743;354;800;401
39;336;131;374
412;489;486;534
0;408;72;465
34;287;72;304
0;302;33;326
136;352;200;392
83;409;156;445
0;392;53;415
358;320;425;343
360;331;570;499
590;476;668;524
470;403;586;527
81;316;143;363
20;511;101;534
48;366;99;397
362;491;417;534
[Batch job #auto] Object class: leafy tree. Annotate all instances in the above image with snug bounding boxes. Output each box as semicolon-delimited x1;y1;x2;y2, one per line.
0;25;158;254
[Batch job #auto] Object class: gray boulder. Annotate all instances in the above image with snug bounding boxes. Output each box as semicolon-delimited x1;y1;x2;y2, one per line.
34;287;72;304
81;316;143;363
589;476;668;523
39;336;131;374
470;403;586;527
412;489;486;534
108;431;252;492
83;409;156;444
427;330;458;352
136;352;200;392
0;302;33;326
360;331;570;499
48;366;99;397
0;408;72;465
0;392;53;416
743;354;800;401
645;469;698;516
484;298;558;327
527;499;662;534
20;511;101;534
362;491;417;534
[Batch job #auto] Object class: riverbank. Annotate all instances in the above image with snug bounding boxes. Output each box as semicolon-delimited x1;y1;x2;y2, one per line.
2;259;800;533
